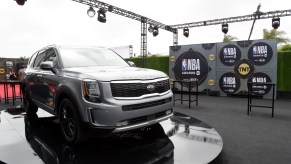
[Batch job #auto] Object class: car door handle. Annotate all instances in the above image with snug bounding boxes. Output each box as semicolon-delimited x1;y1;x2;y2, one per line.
37;74;43;77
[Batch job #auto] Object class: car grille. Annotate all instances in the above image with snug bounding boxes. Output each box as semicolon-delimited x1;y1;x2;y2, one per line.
111;79;170;98
122;98;172;111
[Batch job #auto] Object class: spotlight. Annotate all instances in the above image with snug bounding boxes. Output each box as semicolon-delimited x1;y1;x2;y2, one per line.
15;0;26;5
272;17;280;29
183;28;189;37
108;5;114;12
222;23;229;34
97;8;106;23
148;25;154;33
87;6;95;18
152;26;159;37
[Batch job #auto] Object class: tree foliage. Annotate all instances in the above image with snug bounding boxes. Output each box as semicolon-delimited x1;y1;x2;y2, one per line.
278;44;291;51
263;29;290;45
223;34;238;42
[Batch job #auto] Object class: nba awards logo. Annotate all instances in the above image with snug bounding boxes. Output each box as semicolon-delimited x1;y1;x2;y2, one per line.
248;42;273;66
223;47;237;59
172;48;211;87
252;77;267;83
223;77;236;87
253;46;267;55
219;44;241;66
219;72;240;94
181;59;200;75
248;72;272;95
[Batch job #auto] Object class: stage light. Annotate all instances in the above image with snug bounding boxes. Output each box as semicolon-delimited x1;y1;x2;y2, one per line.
97;8;106;23
15;0;26;5
272;17;280;29
148;25;154;33
87;6;95;18
108;5;114;12
153;26;159;37
222;23;229;34
183;28;189;37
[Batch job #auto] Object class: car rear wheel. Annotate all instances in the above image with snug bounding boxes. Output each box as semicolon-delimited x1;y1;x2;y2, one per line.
23;89;38;115
59;98;83;144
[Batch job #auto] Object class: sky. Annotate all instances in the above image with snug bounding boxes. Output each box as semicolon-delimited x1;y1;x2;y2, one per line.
0;0;290;58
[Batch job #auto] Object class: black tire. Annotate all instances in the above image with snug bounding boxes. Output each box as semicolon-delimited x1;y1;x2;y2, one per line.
59;98;83;144
23;88;38;115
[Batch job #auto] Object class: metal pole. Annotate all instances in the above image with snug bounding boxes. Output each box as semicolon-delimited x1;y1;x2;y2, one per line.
140;17;147;68
248;18;256;40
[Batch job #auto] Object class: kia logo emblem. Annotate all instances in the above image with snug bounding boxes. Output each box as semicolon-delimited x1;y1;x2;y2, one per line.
147;84;155;92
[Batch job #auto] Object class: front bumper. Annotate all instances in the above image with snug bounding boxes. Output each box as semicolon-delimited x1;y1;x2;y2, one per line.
112;112;173;133
81;90;173;133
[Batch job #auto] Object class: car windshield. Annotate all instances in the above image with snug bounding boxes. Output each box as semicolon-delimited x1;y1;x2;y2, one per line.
58;47;129;68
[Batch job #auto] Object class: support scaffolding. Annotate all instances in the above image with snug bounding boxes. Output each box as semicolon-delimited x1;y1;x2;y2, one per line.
72;0;291;63
141;17;147;68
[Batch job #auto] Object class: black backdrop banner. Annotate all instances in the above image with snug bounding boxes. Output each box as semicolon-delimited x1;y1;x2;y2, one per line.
169;39;277;99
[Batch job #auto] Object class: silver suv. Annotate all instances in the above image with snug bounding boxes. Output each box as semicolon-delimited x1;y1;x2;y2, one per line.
23;45;173;143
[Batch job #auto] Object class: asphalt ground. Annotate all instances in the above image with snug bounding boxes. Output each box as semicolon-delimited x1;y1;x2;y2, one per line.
1;95;291;164
173;95;291;164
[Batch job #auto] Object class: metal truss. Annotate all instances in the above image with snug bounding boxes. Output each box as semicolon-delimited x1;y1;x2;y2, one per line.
71;0;175;31
72;0;291;54
141;17;147;67
170;9;291;29
173;30;178;46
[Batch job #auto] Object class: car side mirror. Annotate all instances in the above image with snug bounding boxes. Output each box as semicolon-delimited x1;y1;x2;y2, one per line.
40;61;56;74
128;61;136;67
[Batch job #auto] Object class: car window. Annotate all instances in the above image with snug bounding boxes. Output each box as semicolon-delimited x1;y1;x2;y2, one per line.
34;50;47;67
58;47;129;68
44;49;60;68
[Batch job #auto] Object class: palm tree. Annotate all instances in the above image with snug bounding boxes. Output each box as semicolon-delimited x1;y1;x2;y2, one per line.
263;29;290;45
223;34;238;42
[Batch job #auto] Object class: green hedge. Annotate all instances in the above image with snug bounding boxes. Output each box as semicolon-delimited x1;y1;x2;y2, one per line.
127;52;291;91
127;56;169;75
277;51;291;91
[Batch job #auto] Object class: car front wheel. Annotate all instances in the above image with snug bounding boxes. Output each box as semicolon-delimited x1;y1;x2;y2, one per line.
59;98;83;144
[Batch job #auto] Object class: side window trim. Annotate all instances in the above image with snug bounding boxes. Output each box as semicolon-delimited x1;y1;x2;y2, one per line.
33;49;47;68
29;52;38;67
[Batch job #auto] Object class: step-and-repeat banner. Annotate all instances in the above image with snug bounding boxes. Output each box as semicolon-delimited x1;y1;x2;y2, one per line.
169;39;277;99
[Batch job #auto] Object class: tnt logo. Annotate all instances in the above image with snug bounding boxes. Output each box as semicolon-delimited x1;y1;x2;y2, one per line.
238;63;250;75
234;58;254;79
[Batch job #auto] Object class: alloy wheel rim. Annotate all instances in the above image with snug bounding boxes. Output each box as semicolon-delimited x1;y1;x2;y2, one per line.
61;104;76;139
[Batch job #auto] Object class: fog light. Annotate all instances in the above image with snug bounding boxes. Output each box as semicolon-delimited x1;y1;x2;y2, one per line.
117;121;129;126
166;110;172;115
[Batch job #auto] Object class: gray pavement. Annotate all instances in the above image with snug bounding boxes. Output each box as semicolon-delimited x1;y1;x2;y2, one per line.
0;105;43;164
0;96;291;164
174;95;291;164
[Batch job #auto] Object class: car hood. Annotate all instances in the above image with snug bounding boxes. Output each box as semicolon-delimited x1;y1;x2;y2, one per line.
62;66;168;81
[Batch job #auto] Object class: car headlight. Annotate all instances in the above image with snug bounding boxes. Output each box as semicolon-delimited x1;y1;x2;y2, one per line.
82;79;101;103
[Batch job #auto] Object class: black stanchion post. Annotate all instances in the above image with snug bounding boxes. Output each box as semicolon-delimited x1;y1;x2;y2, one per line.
196;81;198;106
272;84;275;118
250;83;252;112
181;82;183;104
247;83;250;115
173;81;176;106
188;82;191;108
